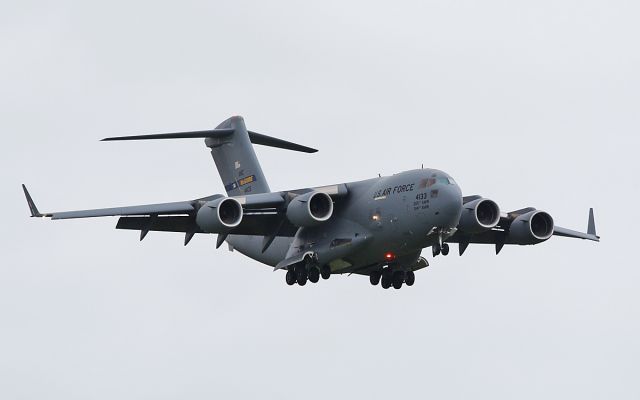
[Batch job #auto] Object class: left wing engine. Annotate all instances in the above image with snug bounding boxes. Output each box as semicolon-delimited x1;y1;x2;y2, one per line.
448;196;598;254
507;210;554;244
457;198;501;234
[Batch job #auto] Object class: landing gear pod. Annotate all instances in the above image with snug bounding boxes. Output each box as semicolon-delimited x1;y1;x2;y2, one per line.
286;191;334;227
508;210;554;244
196;197;243;233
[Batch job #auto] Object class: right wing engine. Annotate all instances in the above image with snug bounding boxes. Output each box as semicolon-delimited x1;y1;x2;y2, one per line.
195;197;243;233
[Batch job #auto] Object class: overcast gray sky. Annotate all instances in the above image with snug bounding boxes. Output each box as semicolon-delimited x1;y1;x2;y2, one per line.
1;1;639;399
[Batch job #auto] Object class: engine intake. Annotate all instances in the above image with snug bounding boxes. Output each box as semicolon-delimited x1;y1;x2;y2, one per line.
507;210;554;244
196;197;243;233
286;191;333;227
458;198;501;234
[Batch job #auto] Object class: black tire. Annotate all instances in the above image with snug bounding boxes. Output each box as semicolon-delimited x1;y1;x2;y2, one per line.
432;244;441;257
308;267;320;283
370;271;381;286
392;271;404;289
405;271;415;286
320;265;331;280
286;269;296;286
381;275;391;289
296;267;308;286
441;243;450;256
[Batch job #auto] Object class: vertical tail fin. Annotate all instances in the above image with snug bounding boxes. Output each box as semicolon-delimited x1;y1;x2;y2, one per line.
207;116;271;196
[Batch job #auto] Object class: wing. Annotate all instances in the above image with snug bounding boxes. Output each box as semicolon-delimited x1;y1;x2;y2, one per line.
447;196;599;254
22;183;348;245
22;184;199;219
552;207;598;240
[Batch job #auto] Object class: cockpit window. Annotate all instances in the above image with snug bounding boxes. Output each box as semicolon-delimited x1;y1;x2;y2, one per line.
436;177;454;185
420;176;455;188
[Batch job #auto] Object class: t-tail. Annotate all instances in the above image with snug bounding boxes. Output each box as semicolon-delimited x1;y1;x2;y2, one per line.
102;116;317;196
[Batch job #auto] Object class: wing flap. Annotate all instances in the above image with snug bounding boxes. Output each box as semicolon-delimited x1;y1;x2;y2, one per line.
117;216;201;233
116;213;299;237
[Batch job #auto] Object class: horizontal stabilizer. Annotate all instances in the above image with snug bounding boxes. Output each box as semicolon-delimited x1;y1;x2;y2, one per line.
101;129;235;141
247;131;317;153
102;128;318;153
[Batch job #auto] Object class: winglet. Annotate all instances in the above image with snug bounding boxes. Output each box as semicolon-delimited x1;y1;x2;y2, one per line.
22;184;43;217
587;208;597;236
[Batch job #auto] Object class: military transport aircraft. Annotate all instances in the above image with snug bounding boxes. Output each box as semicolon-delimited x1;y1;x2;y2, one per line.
23;116;599;289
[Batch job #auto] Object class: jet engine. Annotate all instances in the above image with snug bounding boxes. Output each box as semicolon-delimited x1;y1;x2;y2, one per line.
195;197;243;233
507;210;554;244
457;198;501;234
286;191;333;227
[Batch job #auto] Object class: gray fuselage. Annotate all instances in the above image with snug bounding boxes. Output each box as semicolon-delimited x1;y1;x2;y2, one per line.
228;168;463;273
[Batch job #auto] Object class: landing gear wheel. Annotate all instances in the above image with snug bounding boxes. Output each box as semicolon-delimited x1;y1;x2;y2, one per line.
441;243;450;256
392;271;404;289
320;265;331;280
432;243;441;257
381;269;392;289
296;266;308;286
308;267;320;283
285;269;296;286
405;271;415;286
370;271;381;286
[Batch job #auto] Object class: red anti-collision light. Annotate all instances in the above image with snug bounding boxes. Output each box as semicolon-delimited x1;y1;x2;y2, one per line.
384;252;396;261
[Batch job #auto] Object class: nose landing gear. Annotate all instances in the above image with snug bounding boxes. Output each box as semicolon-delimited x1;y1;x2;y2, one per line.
432;242;450;257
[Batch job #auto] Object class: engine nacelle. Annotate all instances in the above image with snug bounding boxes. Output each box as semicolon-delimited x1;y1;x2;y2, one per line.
286;191;333;227
458;198;501;234
507;210;554;244
195;197;243;233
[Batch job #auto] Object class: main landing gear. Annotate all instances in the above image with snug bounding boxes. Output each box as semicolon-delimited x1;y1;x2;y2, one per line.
370;268;415;290
286;262;331;286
